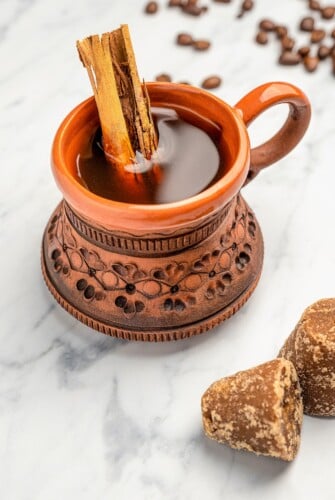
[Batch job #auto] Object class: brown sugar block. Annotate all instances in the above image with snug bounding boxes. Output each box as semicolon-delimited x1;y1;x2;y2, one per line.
279;298;335;416
201;359;303;461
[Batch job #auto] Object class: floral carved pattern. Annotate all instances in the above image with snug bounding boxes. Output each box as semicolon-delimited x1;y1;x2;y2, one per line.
47;196;257;319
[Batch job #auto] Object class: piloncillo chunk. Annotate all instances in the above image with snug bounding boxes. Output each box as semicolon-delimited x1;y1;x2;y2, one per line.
279;298;335;416
201;359;303;461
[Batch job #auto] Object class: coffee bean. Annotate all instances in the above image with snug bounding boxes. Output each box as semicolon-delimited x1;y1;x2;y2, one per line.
318;45;331;59
298;46;311;58
155;73;172;82
201;76;222;89
279;51;302;65
168;0;182;6
308;0;321;10
304;56;319;72
213;0;231;3
242;0;254;11
281;36;295;51
310;29;326;43
255;31;268;45
259;19;276;32
237;0;254;17
299;16;315;32
193;39;211;51
176;33;194;46
182;4;203;15
276;25;288;39
321;7;335;19
145;1;158;14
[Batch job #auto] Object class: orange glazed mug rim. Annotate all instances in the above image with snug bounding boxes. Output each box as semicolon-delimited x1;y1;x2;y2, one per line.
51;82;250;232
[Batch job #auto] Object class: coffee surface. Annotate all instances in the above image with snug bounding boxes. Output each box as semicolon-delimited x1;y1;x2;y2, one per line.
77;107;222;204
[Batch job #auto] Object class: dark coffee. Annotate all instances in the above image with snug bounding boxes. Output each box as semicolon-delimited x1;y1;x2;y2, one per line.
77;107;224;204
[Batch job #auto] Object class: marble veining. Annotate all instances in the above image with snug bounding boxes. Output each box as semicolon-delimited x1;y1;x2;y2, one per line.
1;0;335;498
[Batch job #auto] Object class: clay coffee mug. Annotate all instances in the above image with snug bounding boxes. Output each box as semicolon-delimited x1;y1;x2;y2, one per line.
42;82;311;341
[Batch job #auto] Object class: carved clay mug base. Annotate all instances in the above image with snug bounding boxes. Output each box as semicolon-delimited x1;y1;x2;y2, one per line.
42;196;263;341
41;82;311;341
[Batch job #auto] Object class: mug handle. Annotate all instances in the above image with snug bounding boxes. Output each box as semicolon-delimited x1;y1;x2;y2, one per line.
234;82;311;184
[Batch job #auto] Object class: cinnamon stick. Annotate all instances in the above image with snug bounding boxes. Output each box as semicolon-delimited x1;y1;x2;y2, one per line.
77;25;157;171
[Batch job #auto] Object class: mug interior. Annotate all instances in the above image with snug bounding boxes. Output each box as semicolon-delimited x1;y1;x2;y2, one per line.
52;83;250;231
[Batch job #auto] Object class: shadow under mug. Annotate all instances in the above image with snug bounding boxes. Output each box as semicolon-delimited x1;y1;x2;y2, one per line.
42;81;311;341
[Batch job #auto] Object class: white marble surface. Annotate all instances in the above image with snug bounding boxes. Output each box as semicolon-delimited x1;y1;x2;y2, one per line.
1;0;335;498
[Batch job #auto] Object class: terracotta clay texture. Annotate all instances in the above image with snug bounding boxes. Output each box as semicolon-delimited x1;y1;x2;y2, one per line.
42;196;263;341
42;82;311;341
279;299;335;416
201;359;303;461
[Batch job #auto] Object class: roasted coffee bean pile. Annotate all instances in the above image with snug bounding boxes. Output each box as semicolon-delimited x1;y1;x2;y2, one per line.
145;0;232;89
255;1;335;75
145;0;335;88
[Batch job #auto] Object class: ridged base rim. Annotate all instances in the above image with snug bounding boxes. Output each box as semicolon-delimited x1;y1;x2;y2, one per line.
41;249;262;342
